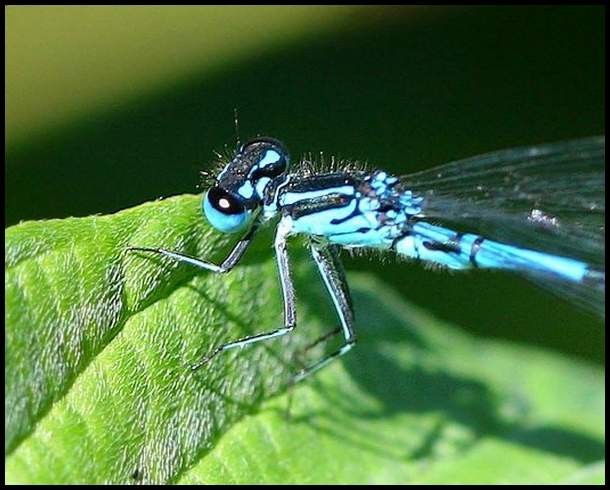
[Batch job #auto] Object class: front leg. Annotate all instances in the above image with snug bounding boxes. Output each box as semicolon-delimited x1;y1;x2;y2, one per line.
127;223;259;274
191;216;298;370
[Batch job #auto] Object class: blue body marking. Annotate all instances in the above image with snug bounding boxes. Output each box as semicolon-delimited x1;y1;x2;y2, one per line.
258;149;282;167
132;135;605;382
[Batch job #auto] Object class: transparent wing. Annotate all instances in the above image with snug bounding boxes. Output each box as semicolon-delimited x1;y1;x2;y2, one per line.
401;136;605;316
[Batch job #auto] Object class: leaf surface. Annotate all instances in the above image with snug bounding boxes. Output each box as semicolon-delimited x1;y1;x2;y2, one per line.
5;195;604;484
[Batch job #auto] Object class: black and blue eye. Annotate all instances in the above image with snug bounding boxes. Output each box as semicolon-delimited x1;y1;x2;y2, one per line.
203;186;250;233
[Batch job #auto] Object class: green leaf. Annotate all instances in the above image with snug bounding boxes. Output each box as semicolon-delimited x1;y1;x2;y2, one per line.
179;276;605;484
5;195;604;484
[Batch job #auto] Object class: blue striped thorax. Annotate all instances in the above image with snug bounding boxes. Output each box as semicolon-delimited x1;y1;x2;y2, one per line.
203;138;289;233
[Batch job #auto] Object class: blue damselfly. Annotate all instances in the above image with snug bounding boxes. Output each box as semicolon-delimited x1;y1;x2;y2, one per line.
129;135;605;383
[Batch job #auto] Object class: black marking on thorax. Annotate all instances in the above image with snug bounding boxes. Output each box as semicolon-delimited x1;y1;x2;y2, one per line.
279;172;364;220
283;194;353;220
285;172;364;193
330;200;361;225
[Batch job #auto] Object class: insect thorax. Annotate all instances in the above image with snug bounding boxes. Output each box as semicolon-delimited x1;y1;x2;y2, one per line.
273;169;424;248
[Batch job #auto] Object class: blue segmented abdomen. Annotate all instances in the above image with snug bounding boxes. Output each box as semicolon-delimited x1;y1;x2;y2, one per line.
394;221;590;283
280;169;592;285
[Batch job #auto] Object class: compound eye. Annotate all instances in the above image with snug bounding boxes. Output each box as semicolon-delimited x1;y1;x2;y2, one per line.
203;186;249;233
207;186;244;215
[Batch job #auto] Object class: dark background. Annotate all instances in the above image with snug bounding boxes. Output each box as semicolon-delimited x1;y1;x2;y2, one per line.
6;6;605;363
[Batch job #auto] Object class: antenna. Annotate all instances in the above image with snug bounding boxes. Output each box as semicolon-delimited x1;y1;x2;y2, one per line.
233;107;241;148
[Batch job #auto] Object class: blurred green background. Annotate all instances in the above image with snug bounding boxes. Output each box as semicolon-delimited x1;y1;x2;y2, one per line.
6;6;604;364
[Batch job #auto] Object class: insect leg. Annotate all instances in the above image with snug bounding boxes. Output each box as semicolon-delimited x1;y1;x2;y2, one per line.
127;223;259;274
301;326;342;353
191;217;297;369
292;242;356;384
293;244;349;363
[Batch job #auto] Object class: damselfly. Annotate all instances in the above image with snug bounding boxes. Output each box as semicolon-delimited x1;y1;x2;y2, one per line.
129;136;605;383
